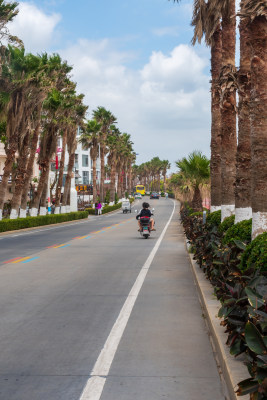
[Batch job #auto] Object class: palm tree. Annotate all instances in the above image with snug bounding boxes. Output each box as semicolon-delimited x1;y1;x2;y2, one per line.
93;106;117;202
191;0;222;212
218;0;237;220
235;1;252;223
0;46;47;219
9;53;61;218
79;119;101;204
239;0;267;238
30;88;65;216
107;126;121;203
19;55;72;217
0;0;22;47
61;93;87;213
176;151;210;211
54;129;67;213
161;160;171;191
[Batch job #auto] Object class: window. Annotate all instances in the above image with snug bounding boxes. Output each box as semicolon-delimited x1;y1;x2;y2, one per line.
83;171;89;185
82;155;88;167
75;154;79;169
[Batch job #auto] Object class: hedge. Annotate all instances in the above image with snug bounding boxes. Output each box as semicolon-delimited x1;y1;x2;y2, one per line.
218;215;235;233
222;218;252;246
206;210;221;226
0;211;89;233
86;202;122;215
240;232;267;272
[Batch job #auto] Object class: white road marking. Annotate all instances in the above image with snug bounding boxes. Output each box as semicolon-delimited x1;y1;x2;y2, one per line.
79;200;176;400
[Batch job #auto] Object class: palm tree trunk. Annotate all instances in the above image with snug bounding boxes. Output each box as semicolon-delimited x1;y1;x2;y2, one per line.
110;161;116;203
235;17;252;223
0;149;16;220
55;131;67;213
250;16;267;238
210;26;222;212
20;119;41;217
117;167;122;199
10;135;30;219
62;152;75;212
220;0;237;221
30;162;50;216
192;185;202;211
39;176;49;215
100;145;105;203
92;156;97;203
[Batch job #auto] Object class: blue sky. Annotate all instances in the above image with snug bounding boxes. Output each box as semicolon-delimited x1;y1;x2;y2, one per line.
8;0;211;171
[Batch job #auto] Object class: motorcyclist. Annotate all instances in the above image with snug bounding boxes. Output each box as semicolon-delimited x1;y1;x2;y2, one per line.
136;202;155;231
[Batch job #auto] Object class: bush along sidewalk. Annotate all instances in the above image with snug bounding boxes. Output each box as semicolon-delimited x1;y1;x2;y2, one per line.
180;204;267;399
0;211;89;233
86;202;122;215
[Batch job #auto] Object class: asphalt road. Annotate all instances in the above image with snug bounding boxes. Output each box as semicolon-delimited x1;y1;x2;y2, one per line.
0;198;224;400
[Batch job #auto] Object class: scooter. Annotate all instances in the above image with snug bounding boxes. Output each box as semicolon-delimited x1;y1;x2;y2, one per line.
135;208;154;239
139;217;151;239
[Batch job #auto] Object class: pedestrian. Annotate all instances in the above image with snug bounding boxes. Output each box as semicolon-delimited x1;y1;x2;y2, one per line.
97;201;102;215
95;201;98;215
51;201;56;214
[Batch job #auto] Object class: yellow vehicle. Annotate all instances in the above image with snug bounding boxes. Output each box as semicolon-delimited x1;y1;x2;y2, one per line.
135;185;145;196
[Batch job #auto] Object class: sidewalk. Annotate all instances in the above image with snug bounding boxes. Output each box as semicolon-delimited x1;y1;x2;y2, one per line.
100;203;226;400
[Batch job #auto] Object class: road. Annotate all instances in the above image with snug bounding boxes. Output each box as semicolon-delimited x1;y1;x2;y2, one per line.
0;198;224;400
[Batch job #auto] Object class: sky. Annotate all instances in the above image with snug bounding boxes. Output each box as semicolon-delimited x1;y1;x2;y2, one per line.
8;0;212;172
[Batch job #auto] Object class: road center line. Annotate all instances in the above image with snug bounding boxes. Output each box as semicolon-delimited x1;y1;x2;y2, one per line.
79;200;176;400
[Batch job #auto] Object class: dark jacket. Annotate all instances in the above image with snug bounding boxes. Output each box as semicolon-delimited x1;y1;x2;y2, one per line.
136;209;152;220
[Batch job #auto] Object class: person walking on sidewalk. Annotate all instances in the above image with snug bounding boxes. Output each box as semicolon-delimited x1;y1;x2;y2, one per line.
94;201;98;215
97;201;102;215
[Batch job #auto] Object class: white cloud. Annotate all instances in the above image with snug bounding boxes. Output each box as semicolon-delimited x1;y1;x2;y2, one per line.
60;40;211;168
7;2;211;169
8;2;61;53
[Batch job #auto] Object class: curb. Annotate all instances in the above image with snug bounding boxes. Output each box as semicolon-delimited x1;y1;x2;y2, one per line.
185;240;250;400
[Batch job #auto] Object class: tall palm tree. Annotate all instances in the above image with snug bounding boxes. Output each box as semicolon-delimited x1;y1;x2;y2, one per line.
0;0;22;47
9;53;61;218
30;88;65;216
192;0;222;212
176;151;210;210
239;0;267;238
107;126;121;203
235;1;252;223
79;119;101;204
19;55;72;217
218;0;237;220
61;93;87;213
0;46;47;219
93;106;117;202
161;160;171;191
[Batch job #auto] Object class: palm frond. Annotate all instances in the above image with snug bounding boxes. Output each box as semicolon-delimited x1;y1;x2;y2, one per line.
239;0;267;20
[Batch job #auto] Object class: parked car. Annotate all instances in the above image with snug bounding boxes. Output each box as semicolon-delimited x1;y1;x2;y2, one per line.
150;192;160;199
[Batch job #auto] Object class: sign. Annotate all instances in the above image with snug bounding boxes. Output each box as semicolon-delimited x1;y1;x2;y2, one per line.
76;185;93;192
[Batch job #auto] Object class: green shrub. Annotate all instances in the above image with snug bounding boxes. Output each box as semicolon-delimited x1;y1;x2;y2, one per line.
104;190;110;204
102;203;121;214
115;192;119;204
86;208;97;215
218;215;235;233
0;211;88;233
86;202;122;215
190;211;203;217
223;219;252;246
206;210;221;226
240;232;267;272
